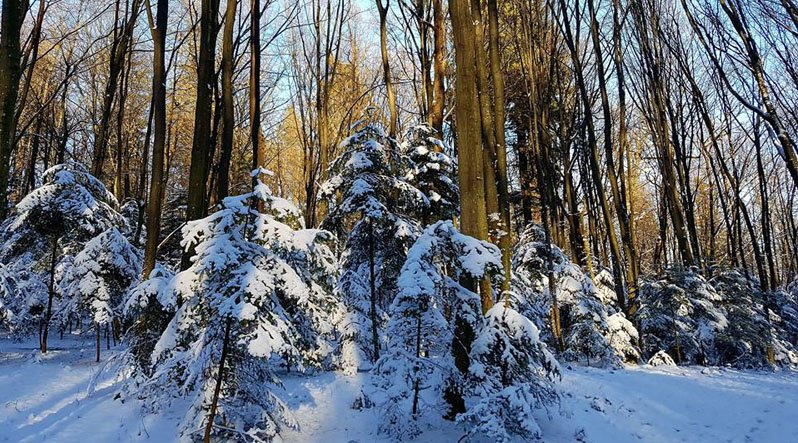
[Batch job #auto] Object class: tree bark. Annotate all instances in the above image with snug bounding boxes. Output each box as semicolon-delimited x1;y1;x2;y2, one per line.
184;0;221;269
450;0;491;312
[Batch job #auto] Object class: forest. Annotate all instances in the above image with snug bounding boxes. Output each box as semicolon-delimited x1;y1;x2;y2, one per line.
0;0;798;441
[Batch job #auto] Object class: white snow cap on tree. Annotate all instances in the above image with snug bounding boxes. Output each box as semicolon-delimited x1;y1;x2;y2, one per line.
648;350;677;367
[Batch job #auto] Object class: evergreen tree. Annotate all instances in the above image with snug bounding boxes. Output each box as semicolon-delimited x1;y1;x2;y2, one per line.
401;124;459;223
711;271;797;368
372;220;502;438
0;163;128;350
135;173;348;441
60;227;140;361
511;225;636;367
460;305;560;442
319;122;428;364
636;268;727;365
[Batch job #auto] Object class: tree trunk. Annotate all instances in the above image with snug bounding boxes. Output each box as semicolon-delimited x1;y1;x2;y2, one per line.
754;117;778;291
95;322;101;363
41;235;59;354
430;0;446;135
143;0;169;278
251;0;263;182
559;0;627;311
0;0;28;220
218;0;237;200
184;0;221;269
486;0;512;293
91;0;143;179
376;0;398;138
367;218;380;362
203;317;232;443
450;0;491;312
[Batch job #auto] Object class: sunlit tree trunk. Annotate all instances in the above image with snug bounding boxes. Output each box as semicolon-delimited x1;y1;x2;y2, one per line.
376;0;398;137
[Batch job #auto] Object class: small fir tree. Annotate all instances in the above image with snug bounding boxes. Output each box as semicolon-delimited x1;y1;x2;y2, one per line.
319;121;428;365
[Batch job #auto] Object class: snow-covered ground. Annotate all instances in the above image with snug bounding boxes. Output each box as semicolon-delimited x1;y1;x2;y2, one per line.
2;335;797;443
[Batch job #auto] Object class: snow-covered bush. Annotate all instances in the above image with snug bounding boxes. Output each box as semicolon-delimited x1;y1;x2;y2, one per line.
775;282;798;346
606;313;641;364
511;225;636;368
401;124;459;223
459;305;560;442
372;220;501;439
135;173;349;441
0;163;129;342
647;350;677;367
319;122;427;365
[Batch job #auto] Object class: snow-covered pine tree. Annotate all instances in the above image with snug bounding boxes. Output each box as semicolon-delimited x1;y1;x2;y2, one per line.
319;121;428;365
776;281;798;346
511;225;635;367
60;227;140;362
710;271;798;368
459;304;560;442
401;124;459;224
136;172;348;442
0;263;19;330
636;268;728;365
0;163;128;351
372;220;502;439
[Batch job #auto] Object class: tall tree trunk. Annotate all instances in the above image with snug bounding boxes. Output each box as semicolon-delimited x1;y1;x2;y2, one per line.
450;0;491;311
609;0;641;312
754;117;778;291
184;0;221;269
91;0;143;179
114;45;133;201
218;0;237;199
559;0;627;311
376;0;398;137
430;0;446;135
448;0;491;416
251;0;262;180
630;0;695;267
0;0;28;220
143;0;169;278
25;119;43;195
486;0;512;293
11;0;47;153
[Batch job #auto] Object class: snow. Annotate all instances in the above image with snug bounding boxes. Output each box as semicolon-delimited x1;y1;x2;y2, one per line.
3;335;798;443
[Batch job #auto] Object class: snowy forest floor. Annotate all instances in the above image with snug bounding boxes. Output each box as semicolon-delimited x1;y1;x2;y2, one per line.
1;335;797;443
